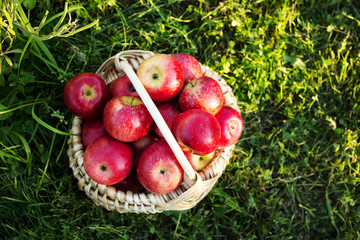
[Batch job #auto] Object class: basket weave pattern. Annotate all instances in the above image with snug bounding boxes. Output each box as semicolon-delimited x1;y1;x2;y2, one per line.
67;50;239;214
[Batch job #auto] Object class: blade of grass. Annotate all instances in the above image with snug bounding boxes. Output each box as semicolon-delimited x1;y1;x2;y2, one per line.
63;52;77;74
52;2;68;31
16;35;31;75
33;39;58;67
0;98;47;115
0;196;28;203
326;169;339;237
30;50;66;75
43;5;85;27
31;102;76;136
62;19;99;38
12;132;31;164
35;10;49;33
0;142;27;163
36;125;57;197
14;1;34;32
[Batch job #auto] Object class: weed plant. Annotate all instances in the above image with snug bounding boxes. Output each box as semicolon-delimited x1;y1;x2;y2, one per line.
1;0;359;239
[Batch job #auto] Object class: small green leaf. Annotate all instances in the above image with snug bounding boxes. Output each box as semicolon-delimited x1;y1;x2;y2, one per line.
4;55;13;67
22;120;35;134
23;0;37;10
214;205;226;218
7;49;23;54
20;73;35;85
149;225;155;234
8;74;18;86
293;58;306;70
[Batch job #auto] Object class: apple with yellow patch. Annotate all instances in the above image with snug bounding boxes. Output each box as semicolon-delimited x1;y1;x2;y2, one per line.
136;54;184;102
103;96;153;142
64;73;109;119
183;150;216;172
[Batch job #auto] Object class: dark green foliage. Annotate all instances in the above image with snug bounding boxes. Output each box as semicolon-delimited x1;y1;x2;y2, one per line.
0;0;359;239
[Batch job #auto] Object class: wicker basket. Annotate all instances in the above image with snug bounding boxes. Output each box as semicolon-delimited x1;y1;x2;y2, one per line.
67;50;240;214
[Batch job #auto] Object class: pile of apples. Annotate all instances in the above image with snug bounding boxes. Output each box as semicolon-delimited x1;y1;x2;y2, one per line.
64;53;244;195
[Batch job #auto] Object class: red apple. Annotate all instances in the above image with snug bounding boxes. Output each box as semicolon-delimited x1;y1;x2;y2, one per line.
179;76;224;115
131;132;156;169
183;151;216;172
136;54;184;102
103;96;153;142
109;75;139;98
64;72;109;119
137;139;183;194
216;106;244;149
172;109;221;156
151;101;181;138
172;53;203;84
82;118;109;148
84;135;133;185
112;170;141;193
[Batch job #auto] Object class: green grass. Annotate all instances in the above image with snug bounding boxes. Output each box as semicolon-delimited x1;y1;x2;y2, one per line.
1;0;360;239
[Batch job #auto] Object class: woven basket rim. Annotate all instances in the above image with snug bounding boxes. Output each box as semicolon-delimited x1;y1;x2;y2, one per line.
67;50;239;214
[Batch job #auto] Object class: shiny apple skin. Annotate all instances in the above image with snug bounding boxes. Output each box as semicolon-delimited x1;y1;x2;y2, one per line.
216;106;244;149
103;96;153;142
172;109;221;156
109;75;139;98
64;72;109;119
172;53;203;84
179;76;224;115
84;135;133;185
82;118;109;148
151;101;181;138
137;139;183;194
136;54;184;102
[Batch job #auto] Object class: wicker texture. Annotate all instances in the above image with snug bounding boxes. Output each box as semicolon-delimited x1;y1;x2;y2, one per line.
67;50;239;214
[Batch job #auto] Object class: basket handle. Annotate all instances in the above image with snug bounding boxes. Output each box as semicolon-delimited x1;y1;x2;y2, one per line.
119;60;197;181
